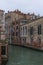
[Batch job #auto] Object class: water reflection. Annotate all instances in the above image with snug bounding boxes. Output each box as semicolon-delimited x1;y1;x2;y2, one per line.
6;45;43;65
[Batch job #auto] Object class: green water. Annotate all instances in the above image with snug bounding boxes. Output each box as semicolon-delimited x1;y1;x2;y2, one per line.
6;45;43;65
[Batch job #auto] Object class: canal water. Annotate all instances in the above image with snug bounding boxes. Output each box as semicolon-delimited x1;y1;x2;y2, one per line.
6;45;43;65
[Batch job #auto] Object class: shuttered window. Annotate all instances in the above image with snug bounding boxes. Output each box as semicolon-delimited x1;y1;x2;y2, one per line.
38;24;41;35
30;27;33;35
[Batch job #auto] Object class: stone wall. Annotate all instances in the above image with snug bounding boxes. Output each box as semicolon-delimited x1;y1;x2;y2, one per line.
20;17;43;49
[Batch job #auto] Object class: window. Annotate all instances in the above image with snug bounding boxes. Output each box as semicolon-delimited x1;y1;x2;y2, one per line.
12;22;15;25
1;46;6;55
16;21;18;24
23;38;26;43
16;26;18;30
16;32;18;36
12;32;15;36
30;27;33;35
23;27;24;35
21;28;22;30
1;13;3;17
38;24;41;35
25;26;27;35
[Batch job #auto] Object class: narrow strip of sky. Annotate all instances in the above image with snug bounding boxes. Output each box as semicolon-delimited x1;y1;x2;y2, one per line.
0;0;43;16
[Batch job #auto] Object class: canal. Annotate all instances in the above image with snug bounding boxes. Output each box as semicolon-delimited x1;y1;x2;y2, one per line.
6;45;43;65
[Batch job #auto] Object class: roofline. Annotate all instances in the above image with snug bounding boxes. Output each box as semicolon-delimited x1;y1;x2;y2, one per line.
20;16;43;26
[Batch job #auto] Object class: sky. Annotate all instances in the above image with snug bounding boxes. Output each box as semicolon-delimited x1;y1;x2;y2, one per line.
0;0;43;16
